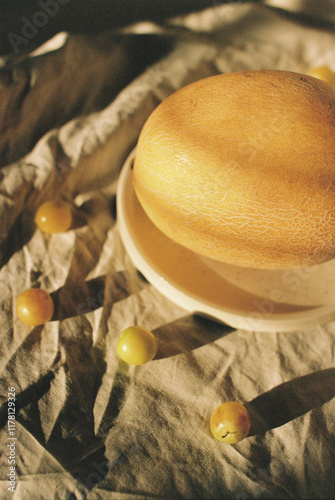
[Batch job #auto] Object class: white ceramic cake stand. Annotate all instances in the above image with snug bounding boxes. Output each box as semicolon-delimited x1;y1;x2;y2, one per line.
117;149;335;332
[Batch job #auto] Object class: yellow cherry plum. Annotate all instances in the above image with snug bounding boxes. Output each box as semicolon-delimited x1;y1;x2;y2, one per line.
210;401;251;444
16;288;54;326
35;199;72;233
116;326;158;365
308;65;335;83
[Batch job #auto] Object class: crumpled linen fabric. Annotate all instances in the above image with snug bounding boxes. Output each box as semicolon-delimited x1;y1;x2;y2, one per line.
0;3;335;499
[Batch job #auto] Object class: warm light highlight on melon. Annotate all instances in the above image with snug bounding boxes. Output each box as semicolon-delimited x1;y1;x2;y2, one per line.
133;70;335;269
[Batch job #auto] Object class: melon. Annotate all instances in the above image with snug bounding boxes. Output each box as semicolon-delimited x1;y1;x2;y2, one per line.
133;70;335;269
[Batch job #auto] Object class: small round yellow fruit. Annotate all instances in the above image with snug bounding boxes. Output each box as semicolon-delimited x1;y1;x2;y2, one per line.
116;326;158;365
308;65;335;83
35;199;72;233
16;288;54;326
210;402;251;444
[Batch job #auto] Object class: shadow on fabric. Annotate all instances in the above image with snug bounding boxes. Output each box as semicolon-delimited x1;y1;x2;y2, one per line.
246;368;335;436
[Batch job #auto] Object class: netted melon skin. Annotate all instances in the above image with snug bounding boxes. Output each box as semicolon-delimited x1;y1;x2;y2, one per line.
133;70;335;269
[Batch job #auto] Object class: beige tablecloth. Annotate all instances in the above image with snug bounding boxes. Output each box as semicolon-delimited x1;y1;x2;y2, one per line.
0;3;335;499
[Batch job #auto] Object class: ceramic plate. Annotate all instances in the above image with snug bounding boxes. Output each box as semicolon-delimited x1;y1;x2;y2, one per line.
117;149;335;332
